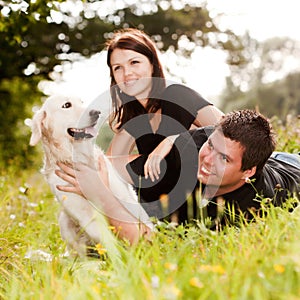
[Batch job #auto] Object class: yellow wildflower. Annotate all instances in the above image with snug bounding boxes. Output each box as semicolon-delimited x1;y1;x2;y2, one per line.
159;194;169;209
164;262;178;271
109;225;122;234
166;277;173;284
274;264;285;273
108;226;117;233
95;243;107;256
159;194;169;202
199;264;225;274
189;277;204;288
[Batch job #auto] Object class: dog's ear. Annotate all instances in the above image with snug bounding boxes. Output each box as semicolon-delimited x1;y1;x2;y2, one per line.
29;109;46;146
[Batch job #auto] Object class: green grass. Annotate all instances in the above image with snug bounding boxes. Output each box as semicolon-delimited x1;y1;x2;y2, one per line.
0;116;299;300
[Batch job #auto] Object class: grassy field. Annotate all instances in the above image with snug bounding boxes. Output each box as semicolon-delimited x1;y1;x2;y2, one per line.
0;116;299;300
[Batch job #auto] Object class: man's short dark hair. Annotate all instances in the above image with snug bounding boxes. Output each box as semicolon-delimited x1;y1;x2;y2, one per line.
215;109;276;174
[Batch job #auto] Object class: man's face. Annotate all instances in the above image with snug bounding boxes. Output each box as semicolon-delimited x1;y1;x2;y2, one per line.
198;130;249;194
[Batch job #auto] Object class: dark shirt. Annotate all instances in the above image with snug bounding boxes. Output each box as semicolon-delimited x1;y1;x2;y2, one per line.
123;84;212;154
176;127;300;227
124;84;212;217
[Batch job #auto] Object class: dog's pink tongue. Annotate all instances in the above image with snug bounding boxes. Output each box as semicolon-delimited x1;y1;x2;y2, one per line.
85;126;98;137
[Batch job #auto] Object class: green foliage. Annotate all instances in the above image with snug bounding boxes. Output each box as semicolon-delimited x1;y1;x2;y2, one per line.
0;77;43;167
1;1;245;81
0;120;300;299
271;115;300;153
0;0;245;167
0;168;300;299
221;71;300;120
220;36;300;118
96;123;114;152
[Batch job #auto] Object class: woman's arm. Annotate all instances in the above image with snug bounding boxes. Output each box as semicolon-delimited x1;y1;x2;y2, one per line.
144;134;179;182
193;105;224;127
55;157;153;244
106;128;136;156
143;105;223;181
106;129;138;184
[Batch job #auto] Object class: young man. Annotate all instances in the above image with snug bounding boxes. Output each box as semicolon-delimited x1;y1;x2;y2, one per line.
56;110;300;242
173;110;300;228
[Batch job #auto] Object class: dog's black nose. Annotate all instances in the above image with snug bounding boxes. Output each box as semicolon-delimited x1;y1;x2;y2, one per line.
89;110;101;122
89;110;101;117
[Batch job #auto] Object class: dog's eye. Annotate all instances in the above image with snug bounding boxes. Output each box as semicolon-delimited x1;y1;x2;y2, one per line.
62;102;72;109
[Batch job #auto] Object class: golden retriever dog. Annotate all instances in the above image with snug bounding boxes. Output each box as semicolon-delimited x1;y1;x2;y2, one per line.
29;95;150;257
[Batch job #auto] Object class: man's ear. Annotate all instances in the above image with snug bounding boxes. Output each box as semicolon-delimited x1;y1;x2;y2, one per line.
241;166;257;180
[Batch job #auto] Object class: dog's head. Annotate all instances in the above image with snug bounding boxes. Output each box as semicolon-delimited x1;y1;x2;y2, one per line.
29;95;100;161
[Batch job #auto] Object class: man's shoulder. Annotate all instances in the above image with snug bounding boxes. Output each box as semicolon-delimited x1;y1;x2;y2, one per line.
259;156;300;200
214;156;300;209
264;157;300;181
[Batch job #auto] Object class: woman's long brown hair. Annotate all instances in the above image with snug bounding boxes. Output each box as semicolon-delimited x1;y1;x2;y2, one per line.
106;28;166;130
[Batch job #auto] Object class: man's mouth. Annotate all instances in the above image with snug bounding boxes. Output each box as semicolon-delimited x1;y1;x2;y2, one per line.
200;165;212;176
67;123;98;140
198;164;216;179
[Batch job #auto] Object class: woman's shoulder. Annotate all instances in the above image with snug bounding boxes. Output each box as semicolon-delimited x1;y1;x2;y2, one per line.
163;83;197;95
161;83;211;109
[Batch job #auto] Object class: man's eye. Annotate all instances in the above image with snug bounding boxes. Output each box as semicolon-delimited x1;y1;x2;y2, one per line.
220;154;228;162
131;60;139;65
62;102;72;108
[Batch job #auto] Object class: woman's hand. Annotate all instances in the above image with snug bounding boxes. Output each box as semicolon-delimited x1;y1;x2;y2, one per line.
56;157;154;244
144;134;179;182
55;155;109;200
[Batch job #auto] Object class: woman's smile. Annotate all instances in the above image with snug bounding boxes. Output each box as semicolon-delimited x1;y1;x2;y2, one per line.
110;48;153;100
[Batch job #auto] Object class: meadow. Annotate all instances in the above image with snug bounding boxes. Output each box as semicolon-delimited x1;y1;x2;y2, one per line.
0;115;299;300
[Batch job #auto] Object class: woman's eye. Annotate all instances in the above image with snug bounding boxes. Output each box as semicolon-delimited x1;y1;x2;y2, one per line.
131;60;139;65
113;66;120;71
62;102;72;108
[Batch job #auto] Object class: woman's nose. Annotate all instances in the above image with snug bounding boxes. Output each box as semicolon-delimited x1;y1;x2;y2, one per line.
124;65;132;76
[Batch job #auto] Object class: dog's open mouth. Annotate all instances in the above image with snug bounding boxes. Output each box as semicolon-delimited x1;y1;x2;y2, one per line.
67;124;98;140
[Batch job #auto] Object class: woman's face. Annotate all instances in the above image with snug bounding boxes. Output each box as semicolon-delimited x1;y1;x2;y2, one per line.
110;48;153;100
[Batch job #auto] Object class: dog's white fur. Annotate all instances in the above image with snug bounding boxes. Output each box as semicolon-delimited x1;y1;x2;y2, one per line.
29;95;149;256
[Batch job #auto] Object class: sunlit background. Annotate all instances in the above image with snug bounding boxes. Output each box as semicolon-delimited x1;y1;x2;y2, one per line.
40;0;300;104
1;0;300;165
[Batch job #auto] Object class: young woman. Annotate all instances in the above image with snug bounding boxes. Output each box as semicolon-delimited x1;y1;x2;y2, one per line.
105;28;223;221
59;28;224;222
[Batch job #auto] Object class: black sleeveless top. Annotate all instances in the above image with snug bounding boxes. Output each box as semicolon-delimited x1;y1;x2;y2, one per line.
122;84;212;218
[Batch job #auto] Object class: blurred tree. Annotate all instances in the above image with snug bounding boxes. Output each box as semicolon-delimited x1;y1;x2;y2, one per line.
0;0;245;166
220;35;300;118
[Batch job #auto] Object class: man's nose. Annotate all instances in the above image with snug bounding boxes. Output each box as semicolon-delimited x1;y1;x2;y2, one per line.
203;150;215;165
